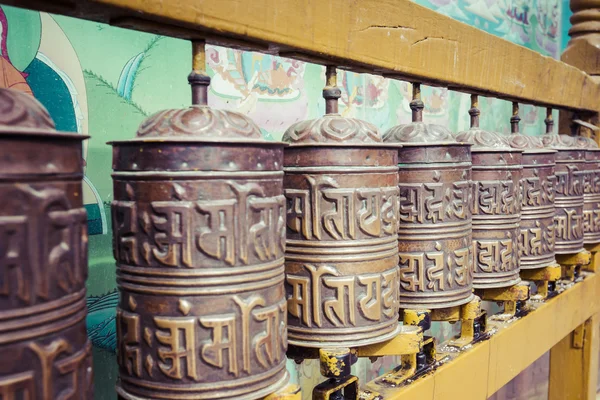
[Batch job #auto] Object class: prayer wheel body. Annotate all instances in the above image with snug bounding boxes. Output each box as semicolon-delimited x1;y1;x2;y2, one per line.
111;106;288;399
455;129;522;288
0;89;93;398
542;135;585;254
283;115;401;347
581;138;600;244
507;134;557;269
384;122;474;309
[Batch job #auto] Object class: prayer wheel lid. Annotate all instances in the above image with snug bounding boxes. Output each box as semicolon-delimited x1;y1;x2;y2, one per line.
506;133;556;153
541;133;581;150
383;121;460;146
576;136;600;149
112;105;283;145
0;88;85;139
283;113;396;148
455;127;518;151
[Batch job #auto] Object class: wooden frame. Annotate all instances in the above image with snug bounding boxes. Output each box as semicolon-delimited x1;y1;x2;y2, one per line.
5;0;600;399
3;0;600;114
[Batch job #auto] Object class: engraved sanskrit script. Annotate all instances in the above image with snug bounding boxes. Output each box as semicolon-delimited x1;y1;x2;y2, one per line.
286;265;399;327
0;185;87;307
113;182;285;268
285;176;399;240
117;295;287;380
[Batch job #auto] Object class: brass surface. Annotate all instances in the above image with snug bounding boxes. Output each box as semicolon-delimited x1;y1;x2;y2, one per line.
111;66;288;399
385;84;473;310
456;98;522;288
542;134;586;254
283;68;401;348
0;89;93;398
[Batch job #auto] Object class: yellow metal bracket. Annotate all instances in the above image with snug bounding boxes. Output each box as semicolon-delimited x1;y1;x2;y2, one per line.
521;264;562;300
313;348;359;400
556;250;591;281
584;244;600;272
475;283;530;320
446;296;488;349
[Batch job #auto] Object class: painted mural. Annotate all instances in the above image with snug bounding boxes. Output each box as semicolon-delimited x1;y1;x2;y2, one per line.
6;0;564;398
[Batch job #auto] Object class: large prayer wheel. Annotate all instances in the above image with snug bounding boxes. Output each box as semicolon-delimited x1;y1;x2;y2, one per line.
580;137;600;244
542;134;585;254
384;84;473;309
0;89;93;398
111;69;288;399
283;67;401;347
506;135;557;269
455;98;522;288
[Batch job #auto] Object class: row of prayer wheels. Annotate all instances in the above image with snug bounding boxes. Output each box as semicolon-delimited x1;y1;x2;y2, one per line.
1;52;600;399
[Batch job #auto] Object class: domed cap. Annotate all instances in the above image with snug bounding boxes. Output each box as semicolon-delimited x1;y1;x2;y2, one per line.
0;88;81;138
383;122;456;144
541;133;578;149
506;133;546;150
283;114;388;147
455;127;510;150
133;105;275;144
383;83;456;145
573;136;598;149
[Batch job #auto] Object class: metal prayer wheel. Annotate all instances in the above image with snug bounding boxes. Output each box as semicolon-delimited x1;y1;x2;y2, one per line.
111;46;288;400
283;67;401;347
579;136;600;244
542;131;585;254
455;96;522;288
0;89;93;398
506;113;557;270
384;84;473;309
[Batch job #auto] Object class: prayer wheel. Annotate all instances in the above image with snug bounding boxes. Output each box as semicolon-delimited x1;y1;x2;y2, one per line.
542;127;585;254
506;107;557;270
283;67;401;347
111;43;288;400
384;84;473;309
455;96;522;288
0;89;93;398
579;136;600;244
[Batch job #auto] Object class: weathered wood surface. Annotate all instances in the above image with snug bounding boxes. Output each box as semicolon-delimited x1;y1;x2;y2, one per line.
4;0;600;113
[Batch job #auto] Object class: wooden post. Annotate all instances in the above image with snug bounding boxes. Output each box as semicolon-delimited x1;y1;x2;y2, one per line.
552;2;600;397
549;315;600;400
561;0;600;139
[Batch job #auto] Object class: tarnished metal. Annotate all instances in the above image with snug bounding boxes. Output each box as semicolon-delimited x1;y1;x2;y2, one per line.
313;348;358;400
455;95;522;289
283;66;401;348
111;46;288;400
383;83;473;309
0;89;93;398
579;137;600;243
506;106;558;269
542;131;585;254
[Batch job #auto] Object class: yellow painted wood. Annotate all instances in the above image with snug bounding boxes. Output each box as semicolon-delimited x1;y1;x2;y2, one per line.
4;0;600;113
548;315;600;400
362;273;600;400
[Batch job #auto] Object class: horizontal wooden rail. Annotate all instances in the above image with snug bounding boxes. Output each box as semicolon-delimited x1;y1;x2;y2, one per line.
5;0;600;114
363;272;600;400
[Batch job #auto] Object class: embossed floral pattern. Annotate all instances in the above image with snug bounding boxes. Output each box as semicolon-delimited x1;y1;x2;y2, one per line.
283;114;382;144
0;88;55;131
455;128;511;149
136;106;263;139
383;121;455;143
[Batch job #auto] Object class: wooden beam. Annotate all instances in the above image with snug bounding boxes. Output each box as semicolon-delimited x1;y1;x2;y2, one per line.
4;0;600;113
362;273;600;400
548;316;600;400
